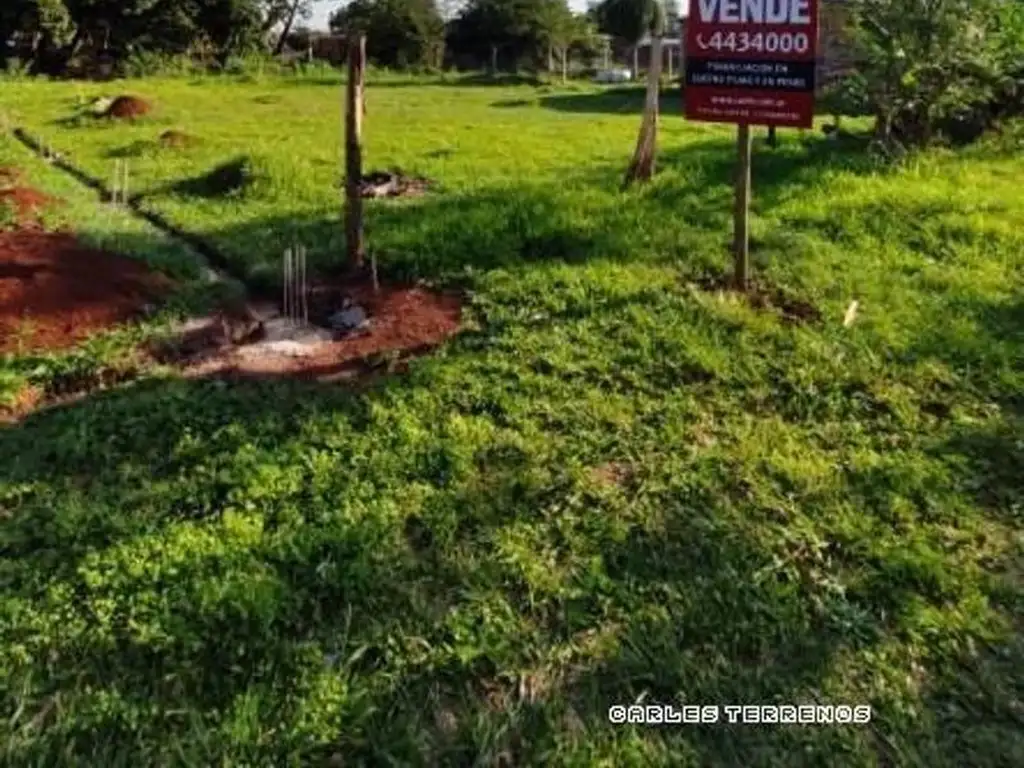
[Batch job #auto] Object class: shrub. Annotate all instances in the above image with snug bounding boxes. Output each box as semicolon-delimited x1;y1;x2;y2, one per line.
850;0;1024;148
118;52;204;78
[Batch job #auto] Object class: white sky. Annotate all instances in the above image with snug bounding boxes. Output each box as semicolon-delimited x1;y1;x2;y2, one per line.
310;0;596;30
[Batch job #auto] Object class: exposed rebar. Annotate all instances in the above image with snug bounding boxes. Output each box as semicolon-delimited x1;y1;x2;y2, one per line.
282;246;308;327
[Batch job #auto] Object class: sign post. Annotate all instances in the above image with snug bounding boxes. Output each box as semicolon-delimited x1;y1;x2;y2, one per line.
734;123;752;291
684;0;820;289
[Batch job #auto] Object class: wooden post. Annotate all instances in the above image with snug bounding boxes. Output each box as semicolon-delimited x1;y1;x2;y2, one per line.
734;123;752;292
345;33;366;270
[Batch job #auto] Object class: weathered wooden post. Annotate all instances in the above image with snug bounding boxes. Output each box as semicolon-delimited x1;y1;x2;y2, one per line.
345;32;366;270
734;123;752;292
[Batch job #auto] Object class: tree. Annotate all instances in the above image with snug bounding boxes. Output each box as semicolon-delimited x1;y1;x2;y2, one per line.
448;0;534;72
594;0;649;77
535;0;574;78
569;13;604;68
331;0;445;69
1;1;76;71
272;0;320;55
623;0;663;186
851;0;1023;147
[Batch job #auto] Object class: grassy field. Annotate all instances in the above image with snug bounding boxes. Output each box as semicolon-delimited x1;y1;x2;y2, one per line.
1;73;1022;766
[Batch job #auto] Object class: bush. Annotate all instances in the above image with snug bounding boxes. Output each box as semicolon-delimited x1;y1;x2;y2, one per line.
1;58;31;79
848;0;1024;148
117;52;206;79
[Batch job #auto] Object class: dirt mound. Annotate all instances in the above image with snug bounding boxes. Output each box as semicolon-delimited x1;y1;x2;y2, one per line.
157;277;462;382
0;187;59;227
105;96;153;120
159;130;199;149
0;231;173;354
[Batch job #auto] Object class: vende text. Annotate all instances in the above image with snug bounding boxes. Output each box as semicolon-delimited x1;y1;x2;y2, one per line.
697;0;812;25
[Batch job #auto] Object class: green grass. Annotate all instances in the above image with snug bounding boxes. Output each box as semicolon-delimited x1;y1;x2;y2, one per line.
0;130;229;411
0;74;1022;766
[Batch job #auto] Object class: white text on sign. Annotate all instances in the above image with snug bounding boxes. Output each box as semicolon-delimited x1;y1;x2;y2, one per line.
697;0;813;25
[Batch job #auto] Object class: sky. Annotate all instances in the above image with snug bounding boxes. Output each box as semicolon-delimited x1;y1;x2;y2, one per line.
309;0;595;31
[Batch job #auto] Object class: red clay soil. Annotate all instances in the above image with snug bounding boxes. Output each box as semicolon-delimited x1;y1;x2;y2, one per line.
0;384;42;424
106;96;153;120
182;279;463;381
0;231;173;354
0;186;59;226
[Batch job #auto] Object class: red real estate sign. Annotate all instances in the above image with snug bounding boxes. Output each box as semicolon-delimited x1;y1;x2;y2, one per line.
685;0;820;127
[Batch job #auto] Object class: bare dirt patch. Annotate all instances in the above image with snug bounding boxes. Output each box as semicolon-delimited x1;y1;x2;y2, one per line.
154;276;463;382
691;274;822;325
105;96;153;120
1;169;60;228
0;231;173;354
0;187;60;227
0;384;42;424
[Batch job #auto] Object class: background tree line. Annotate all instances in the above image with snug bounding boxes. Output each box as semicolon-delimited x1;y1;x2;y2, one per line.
328;0;608;76
0;1;324;74
2;0;1022;152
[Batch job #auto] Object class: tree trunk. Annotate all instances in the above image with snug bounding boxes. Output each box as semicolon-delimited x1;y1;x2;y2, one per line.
548;44;554;73
0;26;10;71
33;26;85;76
345;33;366;269
624;34;663;187
490;45;498;74
274;0;303;56
632;46;639;80
561;49;567;84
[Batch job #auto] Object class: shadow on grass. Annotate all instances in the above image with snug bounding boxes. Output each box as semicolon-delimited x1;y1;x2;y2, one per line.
134;133;876;300
536;86;863;120
165;157;252;199
533;86;679;115
296;73;550;89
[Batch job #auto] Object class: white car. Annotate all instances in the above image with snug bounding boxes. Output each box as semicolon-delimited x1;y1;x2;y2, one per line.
594;68;633;84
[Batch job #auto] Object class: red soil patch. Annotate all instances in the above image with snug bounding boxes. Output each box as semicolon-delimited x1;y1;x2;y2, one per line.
172;278;463;382
0;384;42;424
0;186;59;226
0;231;173;354
105;96;153;120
